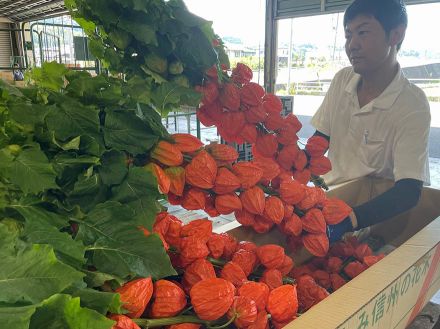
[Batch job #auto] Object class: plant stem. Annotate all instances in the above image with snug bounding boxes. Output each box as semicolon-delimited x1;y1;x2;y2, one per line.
134;315;208;328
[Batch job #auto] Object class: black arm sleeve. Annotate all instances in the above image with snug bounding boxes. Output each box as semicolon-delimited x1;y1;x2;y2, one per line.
353;178;423;229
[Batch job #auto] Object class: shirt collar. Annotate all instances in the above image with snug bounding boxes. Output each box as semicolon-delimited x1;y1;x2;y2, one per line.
344;65;407;111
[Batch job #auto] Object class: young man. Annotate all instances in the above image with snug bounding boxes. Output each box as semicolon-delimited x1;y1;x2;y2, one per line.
310;0;431;242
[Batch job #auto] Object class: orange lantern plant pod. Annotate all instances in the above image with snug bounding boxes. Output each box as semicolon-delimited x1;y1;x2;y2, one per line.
240;186;266;215
185;151;217;189
108;314;141;329
266;284;299;323
305;135;329;157
302;233;330;258
181;187;206;211
227;296;258;329
220;261;248;288
115;277;153;318
256;244;285;269
143;163;170;194
150;280;187;318
262;196;284;224
182;258;216;292
232;162;264;189
207;233;226;259
213;167;241;195
238;281;270;312
165;166;186;196
172;133;204;153
205;143;239;164
301;208;327;234
234;209;256;227
308;155;332;176
151;141;183;167
215;193;243;215
231;249;258;277
220;83;241;111
279;179;306;205
190;278;236;321
259;268;283;291
322;198;353;225
180;218;213;242
231;63;253;84
262;93;282;114
240;82;265;106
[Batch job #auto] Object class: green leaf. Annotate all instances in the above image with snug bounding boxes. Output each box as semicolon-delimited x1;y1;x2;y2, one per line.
0;244;84;304
7;101;53;126
67;173;109;212
10;205;68;229
91;230;177;279
72;288;124;314
118;18;158;46
75;201;136;246
29;294;114;329
137;103;171;139
21;214;86;268
45;96;100;141
0;221;21;254
124;76;152;104
28;61;68;91
99;150;128;186
82;270;124;288
7;147;58;194
52;134;81;151
103;110;159;155
151;82;199;116
0;304;37;329
111;166;159;203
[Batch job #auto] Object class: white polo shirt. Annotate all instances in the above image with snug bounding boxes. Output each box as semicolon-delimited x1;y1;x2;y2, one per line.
311;66;431;185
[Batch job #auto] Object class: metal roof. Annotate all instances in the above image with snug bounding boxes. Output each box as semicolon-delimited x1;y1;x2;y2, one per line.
0;0;68;23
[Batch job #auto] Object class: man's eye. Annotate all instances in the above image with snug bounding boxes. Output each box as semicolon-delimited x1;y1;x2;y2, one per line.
359;30;368;35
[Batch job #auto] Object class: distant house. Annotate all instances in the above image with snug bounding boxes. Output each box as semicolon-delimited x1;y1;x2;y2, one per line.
402;63;440;79
223;41;256;58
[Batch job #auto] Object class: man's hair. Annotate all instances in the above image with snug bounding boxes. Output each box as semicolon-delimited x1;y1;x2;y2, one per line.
344;0;408;50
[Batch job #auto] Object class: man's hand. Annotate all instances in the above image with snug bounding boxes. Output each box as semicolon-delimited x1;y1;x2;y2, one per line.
326;215;354;244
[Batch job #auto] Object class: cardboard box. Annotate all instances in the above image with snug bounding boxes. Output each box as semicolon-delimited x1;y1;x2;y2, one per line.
220;177;440;329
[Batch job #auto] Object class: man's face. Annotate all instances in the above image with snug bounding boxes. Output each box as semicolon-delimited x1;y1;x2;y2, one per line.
344;15;393;75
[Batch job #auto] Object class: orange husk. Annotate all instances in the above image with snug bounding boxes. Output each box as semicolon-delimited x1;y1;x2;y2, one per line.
255;133;278;158
309;155;332;176
172;133;204;153
164;166;185;196
181;187;206;210
213;167;241;195
206;143;239;164
302;233;329;257
215;193;243;215
301;208;327;234
252;156;280;181
279;179;306;204
144;163;170;194
185;151;217;189
263;196;284;224
151;141;183;166
240;186;266;215
322;198;352;225
232;162;264;189
241;82;265;106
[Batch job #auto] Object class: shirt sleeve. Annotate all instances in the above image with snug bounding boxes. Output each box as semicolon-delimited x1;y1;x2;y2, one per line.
393;110;431;183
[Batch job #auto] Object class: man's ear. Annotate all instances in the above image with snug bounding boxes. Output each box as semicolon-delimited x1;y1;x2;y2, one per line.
389;24;406;47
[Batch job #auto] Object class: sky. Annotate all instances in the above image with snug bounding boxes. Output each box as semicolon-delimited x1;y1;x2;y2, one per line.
183;0;440;54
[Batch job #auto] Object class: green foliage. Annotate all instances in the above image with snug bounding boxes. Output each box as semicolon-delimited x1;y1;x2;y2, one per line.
67;0;230;116
0;62;176;326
